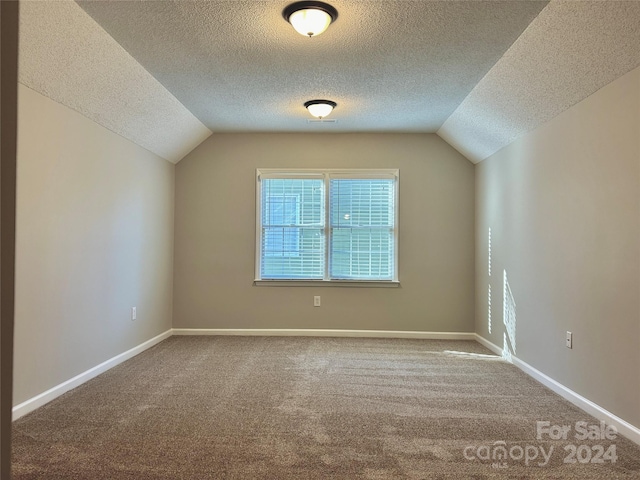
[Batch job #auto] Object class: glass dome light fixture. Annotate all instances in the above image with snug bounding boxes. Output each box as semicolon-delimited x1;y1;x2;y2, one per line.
304;99;337;119
283;1;338;38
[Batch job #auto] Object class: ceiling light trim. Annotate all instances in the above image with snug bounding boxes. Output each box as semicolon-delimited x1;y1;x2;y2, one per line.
304;99;337;119
283;1;338;37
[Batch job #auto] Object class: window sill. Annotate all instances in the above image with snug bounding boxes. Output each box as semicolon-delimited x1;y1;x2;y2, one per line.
253;280;401;288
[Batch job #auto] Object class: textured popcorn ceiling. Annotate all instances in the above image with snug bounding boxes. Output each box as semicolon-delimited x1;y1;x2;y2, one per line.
76;0;547;134
19;1;212;163
20;1;640;163
439;1;640;163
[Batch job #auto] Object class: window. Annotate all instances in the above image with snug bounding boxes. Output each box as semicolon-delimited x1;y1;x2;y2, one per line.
256;169;398;283
263;194;301;258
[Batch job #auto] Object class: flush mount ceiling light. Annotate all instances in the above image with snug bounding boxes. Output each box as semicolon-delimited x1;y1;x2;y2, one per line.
304;99;337;119
283;1;338;37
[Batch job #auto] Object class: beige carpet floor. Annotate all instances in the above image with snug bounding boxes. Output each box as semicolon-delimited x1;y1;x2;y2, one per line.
11;336;640;479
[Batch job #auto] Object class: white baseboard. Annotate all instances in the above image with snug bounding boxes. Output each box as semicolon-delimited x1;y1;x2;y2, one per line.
172;328;476;340
19;328;637;448
475;334;640;446
12;329;172;421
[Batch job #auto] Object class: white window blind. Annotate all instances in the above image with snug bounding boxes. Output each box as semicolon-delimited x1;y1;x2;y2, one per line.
256;170;398;283
260;177;324;279
264;194;301;258
330;178;395;280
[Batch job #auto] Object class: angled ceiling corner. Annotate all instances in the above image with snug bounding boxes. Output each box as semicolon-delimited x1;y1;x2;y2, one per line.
18;0;212;164
438;0;640;164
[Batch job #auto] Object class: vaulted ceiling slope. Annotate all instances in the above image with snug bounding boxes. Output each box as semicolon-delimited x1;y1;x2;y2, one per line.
439;0;640;163
18;1;640;164
18;1;212;164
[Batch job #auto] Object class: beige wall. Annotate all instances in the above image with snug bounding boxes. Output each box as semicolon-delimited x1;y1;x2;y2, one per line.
174;133;475;332
13;85;175;405
475;66;640;427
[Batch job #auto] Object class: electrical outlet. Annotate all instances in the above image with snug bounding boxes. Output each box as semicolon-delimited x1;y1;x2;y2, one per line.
131;307;137;321
313;296;321;307
566;331;572;349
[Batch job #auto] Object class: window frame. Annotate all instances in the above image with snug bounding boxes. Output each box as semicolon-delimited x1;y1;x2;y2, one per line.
255;168;400;287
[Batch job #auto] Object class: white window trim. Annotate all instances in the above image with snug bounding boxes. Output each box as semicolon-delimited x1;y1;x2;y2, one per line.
255;168;399;285
253;280;401;287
